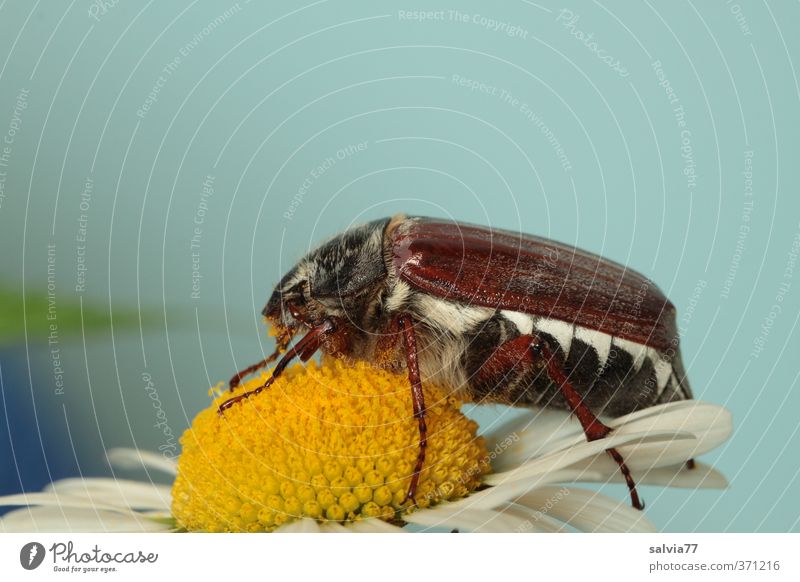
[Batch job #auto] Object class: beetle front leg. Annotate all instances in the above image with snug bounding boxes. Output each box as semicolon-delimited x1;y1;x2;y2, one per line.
228;347;282;391
228;325;296;391
396;313;428;507
218;319;334;414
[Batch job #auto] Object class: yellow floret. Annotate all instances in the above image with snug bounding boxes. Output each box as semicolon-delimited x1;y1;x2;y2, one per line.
171;358;489;532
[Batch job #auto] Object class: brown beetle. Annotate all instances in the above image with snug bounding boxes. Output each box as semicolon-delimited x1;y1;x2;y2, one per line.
221;215;694;509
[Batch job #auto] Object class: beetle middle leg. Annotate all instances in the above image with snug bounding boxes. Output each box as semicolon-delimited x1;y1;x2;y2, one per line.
395;313;428;507
475;334;644;510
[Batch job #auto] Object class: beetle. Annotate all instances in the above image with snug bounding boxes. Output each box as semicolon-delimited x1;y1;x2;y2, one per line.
220;215;694;510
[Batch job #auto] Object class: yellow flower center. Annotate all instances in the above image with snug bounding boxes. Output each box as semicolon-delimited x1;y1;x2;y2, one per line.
171;358;490;532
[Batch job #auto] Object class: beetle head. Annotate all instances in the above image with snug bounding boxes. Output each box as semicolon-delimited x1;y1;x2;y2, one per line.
262;218;390;336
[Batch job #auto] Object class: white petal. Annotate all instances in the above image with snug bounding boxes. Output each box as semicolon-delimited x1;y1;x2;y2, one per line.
486;402;731;475
347;519;406;533
404;506;531;533
497;503;565;533
611;399;701;424
318;522;353;533
484;429;693;487
0;506;171;533
0;492;111;510
606;402;732;469
0;492;124;513
514;486;656;533
44;478;172;511
275;518;321;533
484;409;582;472
107;448;178;475
397;471;576;519
448;470;588;511
573;460;728;489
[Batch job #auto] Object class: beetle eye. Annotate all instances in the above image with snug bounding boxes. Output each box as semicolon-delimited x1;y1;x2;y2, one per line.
263;281;305;318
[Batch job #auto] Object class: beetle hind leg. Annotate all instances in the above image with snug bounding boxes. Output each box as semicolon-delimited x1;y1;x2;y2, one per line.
535;339;644;510
473;333;644;510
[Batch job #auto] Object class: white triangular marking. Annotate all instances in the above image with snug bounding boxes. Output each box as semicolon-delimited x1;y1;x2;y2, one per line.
612;337;649;372
502;310;534;336
574;327;613;368
535;318;573;357
648;348;673;398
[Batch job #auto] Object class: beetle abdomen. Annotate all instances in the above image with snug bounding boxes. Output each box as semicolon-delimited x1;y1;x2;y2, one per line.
460;308;692;417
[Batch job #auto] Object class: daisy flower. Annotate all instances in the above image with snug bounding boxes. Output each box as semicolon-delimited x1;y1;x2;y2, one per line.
0;359;731;533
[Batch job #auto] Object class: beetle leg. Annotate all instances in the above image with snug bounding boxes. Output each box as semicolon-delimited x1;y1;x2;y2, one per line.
534;339;644;510
228;347;282;391
473;334;643;509
228;325;297;391
218;319;334;414
396;313;428;507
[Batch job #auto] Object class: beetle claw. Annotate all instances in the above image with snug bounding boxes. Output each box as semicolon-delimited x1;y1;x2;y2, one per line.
400;488;418;507
218;387;263;415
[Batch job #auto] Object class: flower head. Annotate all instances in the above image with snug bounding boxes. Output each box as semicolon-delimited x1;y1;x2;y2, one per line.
172;358;489;531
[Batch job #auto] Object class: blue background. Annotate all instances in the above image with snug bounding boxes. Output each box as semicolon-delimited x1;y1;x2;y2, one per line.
0;1;798;532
